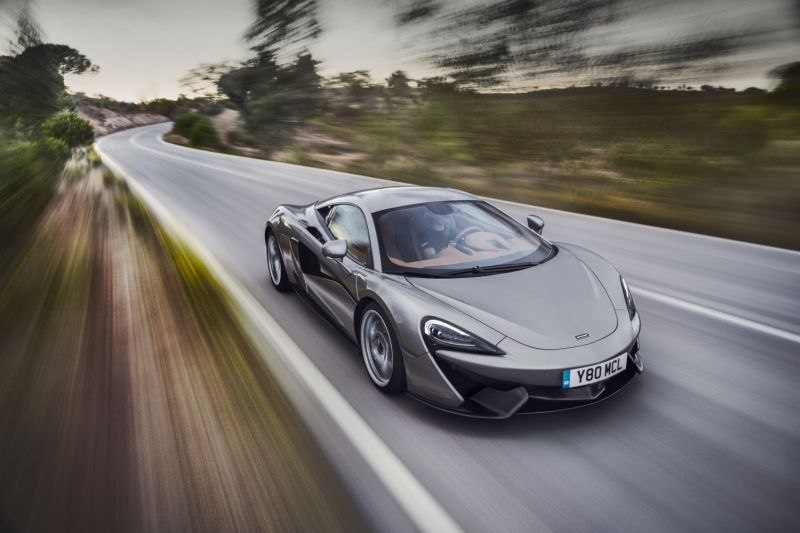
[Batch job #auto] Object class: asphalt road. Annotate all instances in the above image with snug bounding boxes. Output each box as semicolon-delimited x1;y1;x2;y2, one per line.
97;123;800;532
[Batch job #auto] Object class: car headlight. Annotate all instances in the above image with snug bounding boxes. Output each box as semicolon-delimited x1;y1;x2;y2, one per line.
620;275;636;320
422;318;504;355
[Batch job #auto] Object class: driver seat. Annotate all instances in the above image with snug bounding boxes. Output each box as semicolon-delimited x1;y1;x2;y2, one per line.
379;211;418;262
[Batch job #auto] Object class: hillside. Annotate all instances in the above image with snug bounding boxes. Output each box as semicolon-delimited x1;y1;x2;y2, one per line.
77;104;167;136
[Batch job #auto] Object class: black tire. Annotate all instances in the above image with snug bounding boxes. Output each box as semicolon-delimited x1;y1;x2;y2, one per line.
266;230;290;292
359;303;407;394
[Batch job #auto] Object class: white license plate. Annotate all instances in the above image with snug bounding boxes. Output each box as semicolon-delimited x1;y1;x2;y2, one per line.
562;353;627;389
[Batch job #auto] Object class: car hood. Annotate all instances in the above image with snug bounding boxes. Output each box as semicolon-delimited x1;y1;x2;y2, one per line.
407;249;618;349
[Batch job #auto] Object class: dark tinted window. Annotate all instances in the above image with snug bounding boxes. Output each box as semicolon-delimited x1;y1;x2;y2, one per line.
374;200;554;275
326;204;371;265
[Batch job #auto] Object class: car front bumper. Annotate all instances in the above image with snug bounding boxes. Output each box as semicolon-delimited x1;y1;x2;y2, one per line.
410;337;643;419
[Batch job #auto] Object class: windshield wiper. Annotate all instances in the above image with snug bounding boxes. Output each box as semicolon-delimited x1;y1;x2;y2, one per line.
446;262;538;277
396;270;448;278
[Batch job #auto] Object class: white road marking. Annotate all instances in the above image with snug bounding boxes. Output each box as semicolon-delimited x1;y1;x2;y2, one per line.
95;138;464;533
632;285;800;344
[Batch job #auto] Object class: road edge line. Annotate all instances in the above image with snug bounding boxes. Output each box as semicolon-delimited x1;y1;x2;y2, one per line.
631;285;800;344
94;139;463;533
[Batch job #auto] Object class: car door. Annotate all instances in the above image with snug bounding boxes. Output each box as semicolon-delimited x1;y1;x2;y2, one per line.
305;203;371;335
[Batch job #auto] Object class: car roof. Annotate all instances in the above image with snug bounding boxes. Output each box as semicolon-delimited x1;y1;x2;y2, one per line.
323;186;481;213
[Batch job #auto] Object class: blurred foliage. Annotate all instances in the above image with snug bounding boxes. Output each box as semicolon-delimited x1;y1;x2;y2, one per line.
394;0;794;91
188;116;221;148
42;110;94;148
173;112;221;148
0;7;97;271
246;0;320;58
217;52;321;142
0;138;68;273
0;35;96;134
87;145;102;167
173;112;203;137
769;61;800;105
226;129;256;146
0;7;92;132
386;70;412;98
142;97;180;118
185;0;800;247
71;92;225;119
223;69;798;248
181;62;236;98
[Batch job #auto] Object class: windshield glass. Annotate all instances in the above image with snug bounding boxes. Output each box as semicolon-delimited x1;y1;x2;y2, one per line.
374;200;554;276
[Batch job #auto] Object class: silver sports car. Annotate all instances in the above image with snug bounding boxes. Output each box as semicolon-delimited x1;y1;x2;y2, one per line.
265;186;643;418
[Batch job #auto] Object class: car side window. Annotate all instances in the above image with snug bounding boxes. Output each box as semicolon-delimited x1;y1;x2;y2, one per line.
326;204;371;266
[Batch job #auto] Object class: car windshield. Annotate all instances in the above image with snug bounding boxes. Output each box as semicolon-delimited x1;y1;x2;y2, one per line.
374;200;555;276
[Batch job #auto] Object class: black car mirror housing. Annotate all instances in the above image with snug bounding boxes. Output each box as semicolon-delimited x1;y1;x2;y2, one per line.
527;215;545;234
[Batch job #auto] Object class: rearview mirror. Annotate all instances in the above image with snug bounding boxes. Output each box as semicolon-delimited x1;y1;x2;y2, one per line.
527;215;545;235
322;239;347;259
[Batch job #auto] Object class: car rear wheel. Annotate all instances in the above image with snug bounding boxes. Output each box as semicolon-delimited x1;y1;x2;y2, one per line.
359;304;406;394
266;231;290;291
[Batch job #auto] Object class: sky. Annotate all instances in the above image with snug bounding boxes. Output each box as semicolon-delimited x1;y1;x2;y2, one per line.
25;0;429;101
4;0;799;101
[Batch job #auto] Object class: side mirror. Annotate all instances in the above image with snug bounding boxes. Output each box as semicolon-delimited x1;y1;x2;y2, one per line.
527;215;545;235
322;239;347;259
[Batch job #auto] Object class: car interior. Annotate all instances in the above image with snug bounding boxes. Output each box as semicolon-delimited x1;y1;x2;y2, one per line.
378;202;539;269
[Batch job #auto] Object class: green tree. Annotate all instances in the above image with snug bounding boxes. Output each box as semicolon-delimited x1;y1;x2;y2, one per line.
330;70;375;101
418;76;459;95
0;42;96;134
769;61;800;104
386;70;412;97
218;53;321;138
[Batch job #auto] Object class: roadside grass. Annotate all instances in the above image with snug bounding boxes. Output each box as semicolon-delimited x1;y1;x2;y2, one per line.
0;155;363;532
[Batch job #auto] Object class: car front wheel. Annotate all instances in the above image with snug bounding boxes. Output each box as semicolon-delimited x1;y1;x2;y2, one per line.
359;304;406;394
266;231;290;291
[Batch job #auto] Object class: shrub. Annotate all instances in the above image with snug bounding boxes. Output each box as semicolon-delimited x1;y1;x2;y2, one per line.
226;130;256;146
189;117;220;148
41;110;94;148
172;112;220;148
173;113;203;137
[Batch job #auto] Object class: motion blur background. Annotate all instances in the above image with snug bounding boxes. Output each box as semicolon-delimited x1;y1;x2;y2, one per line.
0;0;799;531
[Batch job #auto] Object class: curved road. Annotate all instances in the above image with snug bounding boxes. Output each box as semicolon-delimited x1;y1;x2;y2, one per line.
97;123;800;532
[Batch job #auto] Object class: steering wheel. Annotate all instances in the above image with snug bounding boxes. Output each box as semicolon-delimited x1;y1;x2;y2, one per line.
453;226;482;254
